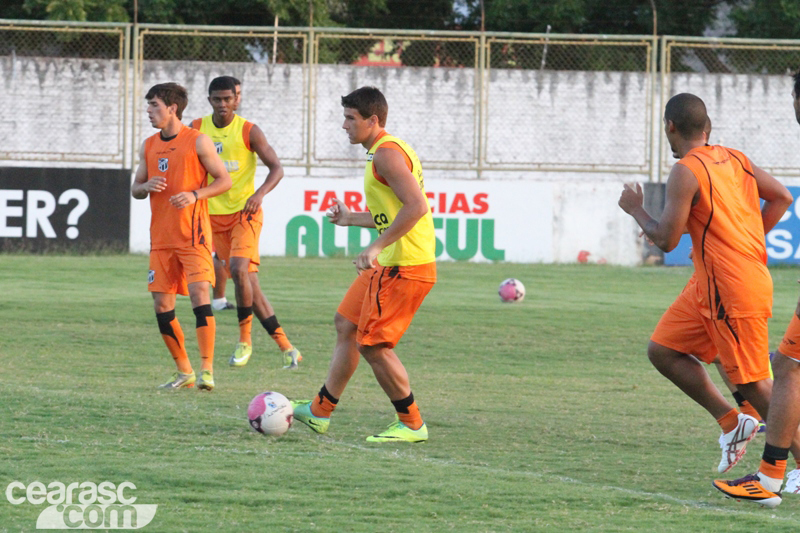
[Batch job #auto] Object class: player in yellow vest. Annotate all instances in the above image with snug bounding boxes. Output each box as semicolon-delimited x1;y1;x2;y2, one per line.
191;76;301;369
292;86;437;442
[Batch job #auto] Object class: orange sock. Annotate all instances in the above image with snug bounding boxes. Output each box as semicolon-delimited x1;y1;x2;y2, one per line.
739;400;762;421
310;385;338;418
237;306;253;345
194;305;216;372
716;408;740;433
759;458;787;480
393;393;424;430
260;315;293;351
156;310;192;374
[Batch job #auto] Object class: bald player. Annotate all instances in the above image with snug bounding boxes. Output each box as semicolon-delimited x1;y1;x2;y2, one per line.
618;93;793;476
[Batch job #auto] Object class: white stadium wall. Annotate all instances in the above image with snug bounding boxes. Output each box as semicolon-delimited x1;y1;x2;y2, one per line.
7;56;800;264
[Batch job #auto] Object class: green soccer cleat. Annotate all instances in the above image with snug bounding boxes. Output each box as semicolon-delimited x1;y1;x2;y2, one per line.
229;342;253;367
282;348;302;369
157;371;196;390
196;370;215;391
366;417;428;443
291;400;329;434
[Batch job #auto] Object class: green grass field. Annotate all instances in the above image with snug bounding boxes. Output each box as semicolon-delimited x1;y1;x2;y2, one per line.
3;255;800;531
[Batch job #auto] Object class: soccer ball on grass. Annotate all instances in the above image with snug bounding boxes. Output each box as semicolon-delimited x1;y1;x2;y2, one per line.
498;278;525;303
248;391;293;436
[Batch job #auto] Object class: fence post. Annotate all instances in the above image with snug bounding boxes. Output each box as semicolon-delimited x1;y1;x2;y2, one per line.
477;32;486;179
306;27;315;176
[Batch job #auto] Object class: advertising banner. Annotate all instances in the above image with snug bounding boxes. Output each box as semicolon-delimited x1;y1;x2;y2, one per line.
0;167;131;252
260;177;553;263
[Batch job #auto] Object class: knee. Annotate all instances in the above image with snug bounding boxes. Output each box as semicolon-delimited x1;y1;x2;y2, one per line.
334;313;356;336
647;341;673;368
229;264;248;284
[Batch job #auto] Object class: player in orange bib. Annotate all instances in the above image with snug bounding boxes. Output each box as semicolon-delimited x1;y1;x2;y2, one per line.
191;76;301;369
716;71;800;507
618;93;800;485
131;83;231;391
291;86;436;442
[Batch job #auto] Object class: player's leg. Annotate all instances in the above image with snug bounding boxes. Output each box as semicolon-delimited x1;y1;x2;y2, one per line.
292;271;368;434
249;272;300;367
182;246;216;390
714;359;765;430
228;255;255;366
358;270;433;443
149;250;195;389
212;254;233;310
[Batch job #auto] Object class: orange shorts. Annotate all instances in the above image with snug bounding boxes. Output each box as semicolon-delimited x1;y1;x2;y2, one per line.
778;313;800;363
149;244;214;296
651;282;770;385
337;263;435;349
210;209;262;275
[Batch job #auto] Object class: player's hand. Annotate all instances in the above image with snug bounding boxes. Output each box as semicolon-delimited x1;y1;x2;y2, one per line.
326;198;351;226
638;231;655;246
354;244;380;272
144;177;167;193
169;191;197;209
243;192;265;214
618;182;644;214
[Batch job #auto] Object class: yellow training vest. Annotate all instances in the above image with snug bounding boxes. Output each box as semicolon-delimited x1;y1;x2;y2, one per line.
195;114;256;214
365;134;436;266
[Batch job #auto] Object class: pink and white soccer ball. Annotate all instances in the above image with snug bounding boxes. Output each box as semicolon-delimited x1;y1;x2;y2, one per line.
498;278;525;303
248;391;294;436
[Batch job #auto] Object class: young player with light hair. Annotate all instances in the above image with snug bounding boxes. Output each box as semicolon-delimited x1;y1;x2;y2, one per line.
131;82;231;390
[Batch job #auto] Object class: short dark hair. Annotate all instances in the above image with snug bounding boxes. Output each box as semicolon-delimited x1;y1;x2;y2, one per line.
145;83;188;120
793;69;800;97
664;93;708;139
208;76;237;95
341;86;388;127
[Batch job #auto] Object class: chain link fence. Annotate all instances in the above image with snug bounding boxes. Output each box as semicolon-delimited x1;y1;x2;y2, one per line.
312;31;480;170
663;37;800;178
0;20;128;164
485;35;656;174
136;25;308;166
6;20;800;180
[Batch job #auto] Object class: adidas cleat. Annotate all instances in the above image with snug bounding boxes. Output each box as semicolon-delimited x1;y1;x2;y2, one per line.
713;474;782;508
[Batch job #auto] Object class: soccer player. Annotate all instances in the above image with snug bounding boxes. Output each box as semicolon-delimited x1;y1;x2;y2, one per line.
131;82;232;390
714;72;800;507
191;76;301;369
291;86;437;443
211;77;242;312
618;93;794;474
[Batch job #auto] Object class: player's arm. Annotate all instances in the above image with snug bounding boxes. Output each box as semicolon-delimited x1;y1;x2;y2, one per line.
353;148;429;271
131;141;166;199
169;134;232;209
243;124;285;214
618;164;697;253
751;163;792;233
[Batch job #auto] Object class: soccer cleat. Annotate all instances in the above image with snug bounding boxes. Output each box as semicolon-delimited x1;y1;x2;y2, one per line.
366;417;428;443
713;474;782;508
784;469;800;494
229;342;253;367
290;400;329;434
757;420;766;433
282;347;302;369
718;413;759;473
196;370;215;391
157;371;196;390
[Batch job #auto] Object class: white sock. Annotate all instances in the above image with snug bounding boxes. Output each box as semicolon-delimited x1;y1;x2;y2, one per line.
211;297;228;310
757;471;783;492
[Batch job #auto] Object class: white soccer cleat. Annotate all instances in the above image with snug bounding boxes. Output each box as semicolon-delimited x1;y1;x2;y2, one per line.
718;414;760;473
784;469;800;494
